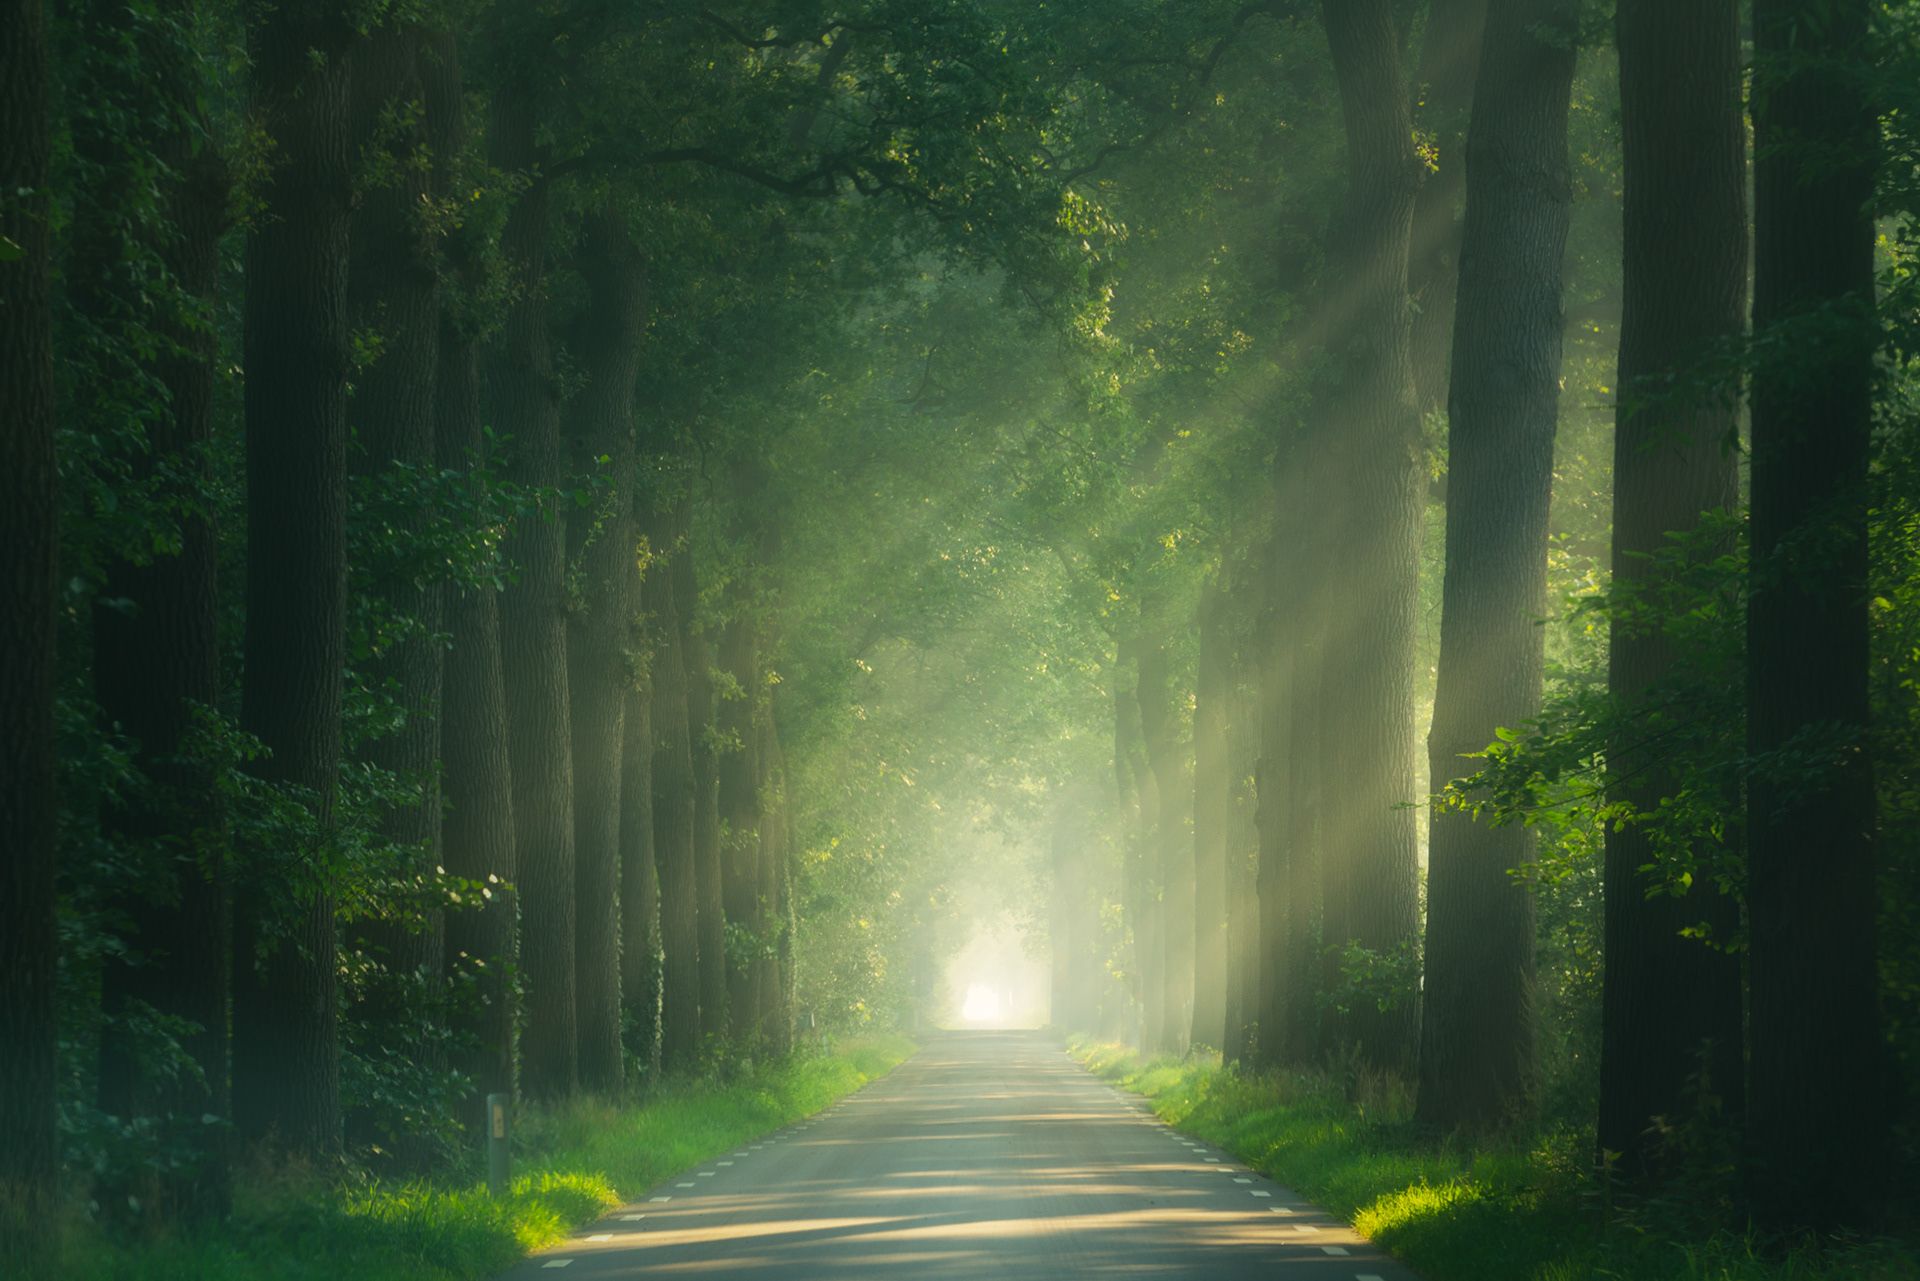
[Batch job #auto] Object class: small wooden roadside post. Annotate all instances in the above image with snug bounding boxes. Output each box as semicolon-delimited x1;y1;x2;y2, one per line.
487;1093;510;1197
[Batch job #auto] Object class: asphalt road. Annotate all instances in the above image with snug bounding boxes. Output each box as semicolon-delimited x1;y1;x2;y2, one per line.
500;1030;1424;1279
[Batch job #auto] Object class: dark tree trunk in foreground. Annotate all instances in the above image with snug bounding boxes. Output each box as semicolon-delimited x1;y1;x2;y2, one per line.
718;617;763;1044
1417;0;1576;1131
651;509;703;1071
1318;0;1426;1072
621;669;662;1076
429;31;518;1106
0;0;59;1212
490;97;578;1101
346;26;446;1078
1407;0;1489;415
231;0;354;1158
682;545;730;1045
1191;580;1231;1051
1598;0;1748;1178
567;213;646;1093
76;0;231;1217
1746;0;1885;1230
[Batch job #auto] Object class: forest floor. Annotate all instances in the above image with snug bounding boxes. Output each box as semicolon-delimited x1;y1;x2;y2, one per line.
27;1034;916;1281
1066;1037;1920;1281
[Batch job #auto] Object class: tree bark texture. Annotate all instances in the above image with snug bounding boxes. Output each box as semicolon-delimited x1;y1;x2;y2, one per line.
74;0;231;1217
650;508;703;1072
1416;0;1575;1131
231;0;355;1157
428;30;518;1106
1599;0;1748;1178
489;95;578;1101
1318;0;1427;1073
1191;579;1231;1051
1746;0;1886;1229
1138;616;1193;1055
680;538;730;1045
1407;0;1489;414
346;24;446;1000
1223;626;1261;1066
0;0;59;1210
762;699;797;1055
620;670;662;1077
718;617;764;1044
566;212;647;1093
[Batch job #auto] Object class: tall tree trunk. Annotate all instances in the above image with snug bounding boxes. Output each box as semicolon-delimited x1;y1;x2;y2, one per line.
1253;539;1296;1070
345;26;446;1110
620;671;662;1077
763;699;797;1055
76;0;231;1218
650;507;702;1071
1746;0;1885;1230
1416;0;1576;1131
489;95;578;1101
0;0;59;1213
1598;0;1748;1178
231;0;354;1158
1222;592;1260;1066
1407;0;1489;414
1191;579;1231;1051
1139;612;1192;1056
566;212;646;1094
1130;627;1169;1053
1113;631;1151;1046
718;616;763;1044
1317;0;1427;1074
680;537;730;1045
428;31;518;1107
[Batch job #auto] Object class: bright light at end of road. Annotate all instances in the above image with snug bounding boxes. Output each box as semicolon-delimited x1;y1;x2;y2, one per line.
961;984;1001;1023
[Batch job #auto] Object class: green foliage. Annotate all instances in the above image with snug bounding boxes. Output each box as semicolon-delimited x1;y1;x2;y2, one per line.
1068;1040;1920;1281
32;1038;914;1281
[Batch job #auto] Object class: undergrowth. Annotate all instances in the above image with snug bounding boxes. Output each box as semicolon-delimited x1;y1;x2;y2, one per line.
18;1035;915;1281
1067;1037;1919;1281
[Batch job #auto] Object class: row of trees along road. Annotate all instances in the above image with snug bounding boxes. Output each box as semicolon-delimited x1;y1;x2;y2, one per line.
4;0;1920;1257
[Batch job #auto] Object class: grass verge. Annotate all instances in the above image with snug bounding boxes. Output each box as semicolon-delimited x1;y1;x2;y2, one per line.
1067;1037;1918;1281
29;1034;916;1281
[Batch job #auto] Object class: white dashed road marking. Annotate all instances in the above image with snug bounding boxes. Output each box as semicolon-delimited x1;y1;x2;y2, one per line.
1320;1245;1349;1255
541;1261;573;1270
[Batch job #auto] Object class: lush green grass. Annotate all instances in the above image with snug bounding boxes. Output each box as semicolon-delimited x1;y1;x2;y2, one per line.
1068;1038;1919;1281
21;1035;916;1281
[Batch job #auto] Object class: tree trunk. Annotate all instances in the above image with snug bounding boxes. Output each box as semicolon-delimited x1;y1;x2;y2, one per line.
1253;540;1296;1070
0;0;59;1213
489;95;578;1101
1223;629;1261;1066
620;655;661;1077
1191;579;1231;1051
1317;0;1427;1074
1598;0;1748;1178
1746;0;1885;1230
763;699;797;1055
345;25;446;1112
231;0;355;1158
680;537;730;1045
76;0;231;1218
1416;0;1576;1131
566;212;646;1094
718;617;763;1044
1407;0;1489;414
650;507;703;1071
428;30;518;1107
1113;631;1151;1047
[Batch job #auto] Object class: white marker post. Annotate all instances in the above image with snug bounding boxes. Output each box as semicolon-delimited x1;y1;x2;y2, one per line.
487;1092;511;1197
